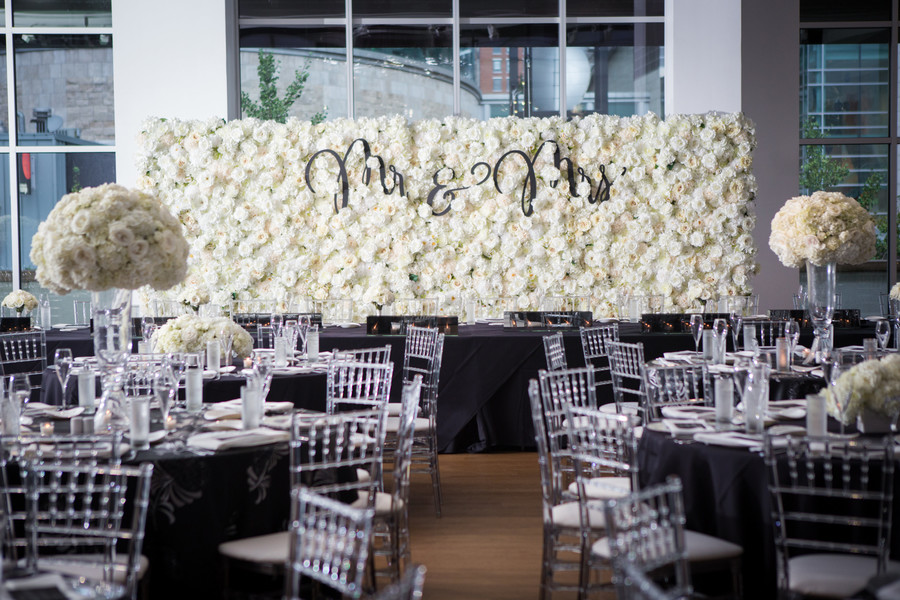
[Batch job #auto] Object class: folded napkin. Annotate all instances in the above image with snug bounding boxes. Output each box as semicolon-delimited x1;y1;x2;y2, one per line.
23;403;84;419
767;400;806;420
203;399;294;421
693;431;791;451
661;418;712;438
660;405;715;420
661;351;702;363
4;572;83;600
262;414;293;430
187;428;289;451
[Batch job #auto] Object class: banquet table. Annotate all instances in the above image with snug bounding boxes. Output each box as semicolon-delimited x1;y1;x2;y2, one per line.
638;425;900;598
41;322;877;452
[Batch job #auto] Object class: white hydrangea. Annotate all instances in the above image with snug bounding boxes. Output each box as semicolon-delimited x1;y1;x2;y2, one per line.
1;289;38;313
826;354;900;424
151;314;253;358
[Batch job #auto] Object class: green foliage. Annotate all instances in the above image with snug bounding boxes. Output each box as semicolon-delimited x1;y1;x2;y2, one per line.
799;117;848;192
240;50;326;124
856;171;890;260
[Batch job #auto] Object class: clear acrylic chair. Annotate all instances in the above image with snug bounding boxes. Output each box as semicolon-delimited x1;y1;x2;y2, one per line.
0;330;47;397
385;326;444;517
335;344;393;364
284;487;375;600
614;560;679;600
765;435;897;599
537;366;598;491
641;363;708;422
746;319;789;348
370;376;422;585
326;360;394;415
369;563;426;600
598;476;693;600
219;408;384;593
607;340;647;419
543;332;568;371
527;379;609;600
580;323;620;399
256;324;276;349
22;460;153;600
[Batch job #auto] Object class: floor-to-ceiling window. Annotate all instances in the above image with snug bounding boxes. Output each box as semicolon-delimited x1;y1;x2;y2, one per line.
237;0;664;122
799;1;896;315
1;0;116;323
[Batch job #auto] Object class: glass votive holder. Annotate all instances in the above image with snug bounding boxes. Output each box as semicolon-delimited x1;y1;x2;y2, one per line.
775;337;791;372
806;393;827;437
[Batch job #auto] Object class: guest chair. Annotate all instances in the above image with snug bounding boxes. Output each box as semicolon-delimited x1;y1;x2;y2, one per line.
218;408;385;596
325;360;394;414
369;563;427;600
151;299;189;318
537;366;598;488
284;487;375;600
615;560;681;600
528;379;609;600
580;323;619;402
370;376;422;585
765;435;897;599
232;298;276;315
607;340;647;419
385;325;444;517
641;363;707;422
21;460;153;600
543;332;568;371
745;319;789;348
335;344;393;365
596;475;743;600
256;324;276;349
0;330;47;397
72;299;92;326
598;476;693;600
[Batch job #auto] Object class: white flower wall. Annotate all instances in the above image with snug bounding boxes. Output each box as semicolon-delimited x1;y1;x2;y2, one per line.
136;112;758;318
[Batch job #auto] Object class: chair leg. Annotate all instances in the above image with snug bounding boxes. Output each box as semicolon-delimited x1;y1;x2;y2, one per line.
429;436;442;517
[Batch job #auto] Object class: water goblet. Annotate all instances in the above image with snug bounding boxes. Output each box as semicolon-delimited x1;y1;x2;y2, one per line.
689;314;704;354
785;319;800;362
712;318;728;362
153;371;174;429
54;348;73;406
729;312;743;354
827;350;850;436
3;374;31;436
141;316;156;342
164;352;186;410
875;319;891;354
252;350;275;400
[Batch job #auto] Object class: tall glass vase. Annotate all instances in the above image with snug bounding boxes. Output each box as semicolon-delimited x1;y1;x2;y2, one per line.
805;260;836;364
92;288;133;432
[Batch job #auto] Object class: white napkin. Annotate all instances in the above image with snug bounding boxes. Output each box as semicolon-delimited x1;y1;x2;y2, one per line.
23;403;85;419
262;414;294;430
203;399;294;421
661;418;712;437
693;431;764;448
187;428;289;451
4;572;83;599
660;405;716;420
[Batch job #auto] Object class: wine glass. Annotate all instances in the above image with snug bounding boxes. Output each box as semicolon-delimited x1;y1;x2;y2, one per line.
153;371;174;430
785;320;801;365
828;350;849;436
164;352;185;411
54;348;73;406
689;314;704;354
712;318;728;362
875;319;891;354
4;374;31;435
729;312;743;355
252;350;274;400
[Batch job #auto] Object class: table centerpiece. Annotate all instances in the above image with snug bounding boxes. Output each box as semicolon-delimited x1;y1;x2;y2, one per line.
1;289;38;316
152;313;253;359
769;190;876;362
30;183;190;431
825;353;900;433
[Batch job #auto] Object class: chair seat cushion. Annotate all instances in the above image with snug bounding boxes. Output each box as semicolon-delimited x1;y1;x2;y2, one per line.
385;416;431;433
599;402;640;416
788;554;900;599
567;476;632;500
38;553;149;583
592;529;742;562
351;490;404;516
551;501;606;529
218;531;289;564
386;403;402;416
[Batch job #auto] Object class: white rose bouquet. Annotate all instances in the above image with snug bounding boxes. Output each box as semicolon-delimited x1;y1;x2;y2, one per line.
825;354;900;425
1;289;38;314
152;314;253;358
890;283;900;301
769;190;877;268
30;183;190;294
177;286;210;312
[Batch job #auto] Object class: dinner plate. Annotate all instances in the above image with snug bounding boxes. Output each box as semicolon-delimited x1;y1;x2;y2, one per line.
693;431;764;448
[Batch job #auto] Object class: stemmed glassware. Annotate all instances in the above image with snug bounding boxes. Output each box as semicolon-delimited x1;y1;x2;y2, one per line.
3;374;31;436
251;350;274;400
712;318;728;362
163;352;186;411
875;319;891;354
728;311;743;355
296;315;310;356
153;371;174;429
54;348;73;406
689;314;704;354
785;319;801;363
827;349;850;436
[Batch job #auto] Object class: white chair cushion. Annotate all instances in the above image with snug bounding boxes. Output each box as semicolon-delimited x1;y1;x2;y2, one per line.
356;468;371;483
38;554;150;583
592;529;742;562
567;476;632;500
351;490;404;516
386;403;402;416
599;402;640;416
218;531;289;564
384;416;431;433
551;501;607;529
788;554;900;599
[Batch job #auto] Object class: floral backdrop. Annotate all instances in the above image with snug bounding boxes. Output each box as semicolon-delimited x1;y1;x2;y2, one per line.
135;112;758;318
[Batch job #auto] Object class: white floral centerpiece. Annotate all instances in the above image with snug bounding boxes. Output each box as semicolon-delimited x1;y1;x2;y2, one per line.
825;354;900;426
176;286;210;313
890;283;900;301
152;314;253;359
768;190;876;268
2;289;38;315
30;183;190;294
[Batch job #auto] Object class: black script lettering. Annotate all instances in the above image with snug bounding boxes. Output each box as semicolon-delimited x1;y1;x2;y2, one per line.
493;150;538;217
426;167;468;216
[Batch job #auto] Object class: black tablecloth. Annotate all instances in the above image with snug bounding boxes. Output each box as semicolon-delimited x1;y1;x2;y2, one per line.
42;324;876;453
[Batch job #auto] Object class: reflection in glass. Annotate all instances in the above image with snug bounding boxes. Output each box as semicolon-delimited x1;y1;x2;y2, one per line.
19;152;113;322
0;36;6;146
459;24;559;119
800;0;891;22
14;35;114;145
13;0;111;27
353;25;453;121
800;28;889;138
568;0;663;17
240;28;346;121
352;0;450;18
239;0;344;19
460;0;556;18
0;153;9;302
567;24;664;118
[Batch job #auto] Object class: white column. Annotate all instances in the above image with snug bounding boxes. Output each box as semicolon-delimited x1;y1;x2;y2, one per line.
112;0;232;186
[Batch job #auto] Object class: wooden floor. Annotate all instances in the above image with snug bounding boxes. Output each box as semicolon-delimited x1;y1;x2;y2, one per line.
405;451;546;600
